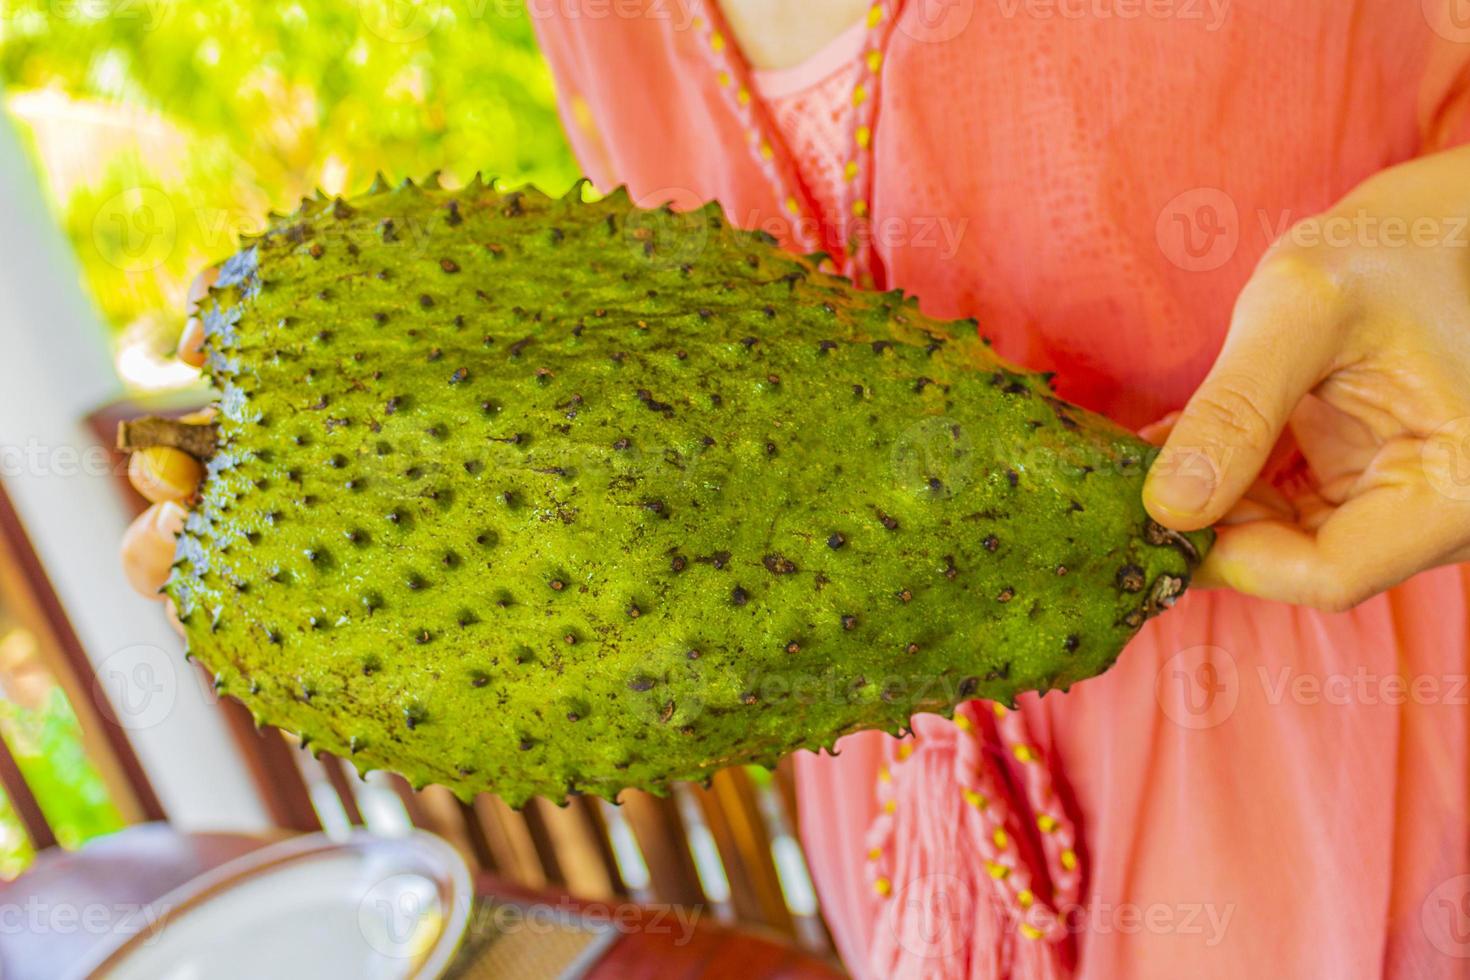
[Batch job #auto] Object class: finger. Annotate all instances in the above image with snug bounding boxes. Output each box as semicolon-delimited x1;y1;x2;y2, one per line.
1289;394;1377;504
1146;416;1297;524
1144;257;1345;531
121;502;187;598
177;317;207;368
1237;472;1296;520
1201;481;1470;611
127;447;203;504
1217;494;1294;527
1137;411;1182;446
1288;488;1336;533
186;266;218;311
163;599;187;638
179;267;219;368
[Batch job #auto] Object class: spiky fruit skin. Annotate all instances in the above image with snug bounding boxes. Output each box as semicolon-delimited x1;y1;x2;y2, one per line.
169;178;1211;806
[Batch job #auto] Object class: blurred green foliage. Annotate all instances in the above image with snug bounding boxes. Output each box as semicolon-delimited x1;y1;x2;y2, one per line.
0;684;124;878
2;688;124;853
0;795;33;880
0;0;578;338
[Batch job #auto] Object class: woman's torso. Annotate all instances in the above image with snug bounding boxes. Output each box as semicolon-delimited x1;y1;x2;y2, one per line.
535;1;1470;422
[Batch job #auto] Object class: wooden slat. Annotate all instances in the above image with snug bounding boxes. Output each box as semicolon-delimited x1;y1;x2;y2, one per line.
471;794;548;887
0;480;164;824
617;790;705;908
529;795;625;899
389;782;505;877
690;770;796;937
573;796;628;897
765;761;837;956
0;728;55;851
520;798;568;886
216;713;320;832
455;798;498;873
413;785;488;870
320;755;364;825
772;758;802;831
386;773;430;827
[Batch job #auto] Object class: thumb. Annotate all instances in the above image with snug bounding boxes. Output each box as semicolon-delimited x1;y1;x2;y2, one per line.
1144;257;1342;530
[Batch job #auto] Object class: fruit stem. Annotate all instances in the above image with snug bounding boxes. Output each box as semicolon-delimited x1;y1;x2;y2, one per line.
116;417;220;461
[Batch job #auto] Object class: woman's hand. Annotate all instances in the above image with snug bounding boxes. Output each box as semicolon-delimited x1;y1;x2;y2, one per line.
120;269;216;602
1144;147;1470;612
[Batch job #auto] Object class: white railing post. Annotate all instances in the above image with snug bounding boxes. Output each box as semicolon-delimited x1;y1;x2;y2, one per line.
0;97;270;832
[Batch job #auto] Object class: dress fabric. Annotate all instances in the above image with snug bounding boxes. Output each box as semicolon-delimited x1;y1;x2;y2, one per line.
529;3;1470;977
748;19;868;232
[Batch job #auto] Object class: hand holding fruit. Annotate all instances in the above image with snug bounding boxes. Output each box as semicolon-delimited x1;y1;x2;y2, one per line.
120;268;215;602
1145;146;1470;611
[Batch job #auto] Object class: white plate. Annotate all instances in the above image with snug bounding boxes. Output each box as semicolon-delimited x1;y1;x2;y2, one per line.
82;829;473;980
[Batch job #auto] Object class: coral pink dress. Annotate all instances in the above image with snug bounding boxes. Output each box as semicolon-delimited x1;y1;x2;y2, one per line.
531;3;1470;977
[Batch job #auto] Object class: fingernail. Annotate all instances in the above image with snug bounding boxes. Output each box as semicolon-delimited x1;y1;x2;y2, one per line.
155;501;187;537
1146;466;1215;518
121;503;186;598
177;317;207;366
129;448;203;504
181;316;204;350
1140;446;1211;517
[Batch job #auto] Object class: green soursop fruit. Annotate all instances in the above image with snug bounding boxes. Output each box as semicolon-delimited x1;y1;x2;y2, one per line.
122;177;1211;805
